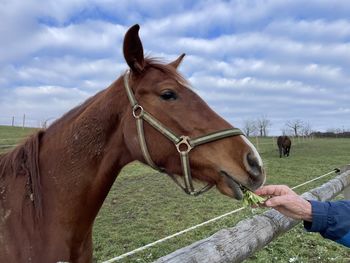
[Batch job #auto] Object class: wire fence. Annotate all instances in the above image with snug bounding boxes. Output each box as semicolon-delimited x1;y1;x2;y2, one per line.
251;136;315;154
0;115;57;128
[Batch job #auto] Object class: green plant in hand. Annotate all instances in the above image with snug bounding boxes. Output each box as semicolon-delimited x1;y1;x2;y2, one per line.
242;188;267;207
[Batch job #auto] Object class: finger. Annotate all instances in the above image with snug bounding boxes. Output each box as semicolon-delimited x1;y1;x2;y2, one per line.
254;185;278;195
254;185;286;196
264;195;291;207
255;185;294;196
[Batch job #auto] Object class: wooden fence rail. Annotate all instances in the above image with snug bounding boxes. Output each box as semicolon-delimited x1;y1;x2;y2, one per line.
154;166;350;263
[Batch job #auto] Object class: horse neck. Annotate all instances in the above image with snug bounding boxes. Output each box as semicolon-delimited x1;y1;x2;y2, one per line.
40;77;133;247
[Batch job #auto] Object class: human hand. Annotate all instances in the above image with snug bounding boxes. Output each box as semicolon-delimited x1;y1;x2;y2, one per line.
255;185;312;222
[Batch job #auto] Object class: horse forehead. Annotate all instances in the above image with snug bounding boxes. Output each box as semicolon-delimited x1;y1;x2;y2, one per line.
142;67;190;89
155;79;192;90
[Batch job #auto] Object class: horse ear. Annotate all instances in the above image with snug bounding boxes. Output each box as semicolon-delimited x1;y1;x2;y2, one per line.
168;53;186;69
123;24;145;73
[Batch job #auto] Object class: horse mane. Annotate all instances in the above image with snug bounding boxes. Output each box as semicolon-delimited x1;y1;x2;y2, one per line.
0;130;44;219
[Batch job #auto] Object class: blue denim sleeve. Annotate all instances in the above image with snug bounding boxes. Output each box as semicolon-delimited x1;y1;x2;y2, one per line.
304;200;350;247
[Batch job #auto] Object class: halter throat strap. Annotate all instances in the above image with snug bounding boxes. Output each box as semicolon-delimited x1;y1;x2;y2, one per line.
123;72;244;196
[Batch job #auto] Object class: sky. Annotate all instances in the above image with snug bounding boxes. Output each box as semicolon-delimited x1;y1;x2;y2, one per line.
0;0;350;135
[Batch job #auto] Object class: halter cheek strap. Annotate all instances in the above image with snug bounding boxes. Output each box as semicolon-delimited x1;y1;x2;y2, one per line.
124;72;244;196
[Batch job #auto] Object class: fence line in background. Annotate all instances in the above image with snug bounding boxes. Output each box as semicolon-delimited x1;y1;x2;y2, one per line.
253;136;314;152
102;168;339;263
0;115;58;128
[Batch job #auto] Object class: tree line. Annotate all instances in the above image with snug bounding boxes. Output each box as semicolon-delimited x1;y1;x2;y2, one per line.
311;131;350;138
243;118;313;137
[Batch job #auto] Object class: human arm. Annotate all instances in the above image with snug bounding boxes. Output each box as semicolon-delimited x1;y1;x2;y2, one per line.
255;185;350;247
304;200;350;247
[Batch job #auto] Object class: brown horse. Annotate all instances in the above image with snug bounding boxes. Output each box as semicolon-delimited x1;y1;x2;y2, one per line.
0;24;265;262
277;136;292;158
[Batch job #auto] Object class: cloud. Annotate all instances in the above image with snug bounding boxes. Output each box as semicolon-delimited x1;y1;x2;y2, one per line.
1;0;350;133
265;19;350;42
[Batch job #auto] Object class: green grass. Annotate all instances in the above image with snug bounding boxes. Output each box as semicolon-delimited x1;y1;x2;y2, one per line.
1;127;349;262
0;125;38;153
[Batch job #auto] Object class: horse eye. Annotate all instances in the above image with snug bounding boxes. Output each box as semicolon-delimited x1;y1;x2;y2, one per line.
160;90;177;101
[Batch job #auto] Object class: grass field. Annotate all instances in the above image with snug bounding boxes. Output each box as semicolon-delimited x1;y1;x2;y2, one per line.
0;125;39;153
1;126;350;262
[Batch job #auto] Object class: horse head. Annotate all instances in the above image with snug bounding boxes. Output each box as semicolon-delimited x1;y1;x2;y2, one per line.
122;24;265;200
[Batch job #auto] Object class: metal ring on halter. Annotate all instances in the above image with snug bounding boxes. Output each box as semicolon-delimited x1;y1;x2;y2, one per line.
176;136;193;154
132;105;144;119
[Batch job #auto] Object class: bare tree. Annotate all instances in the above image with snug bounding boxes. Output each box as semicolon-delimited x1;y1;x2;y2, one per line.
286;119;304;137
281;127;292;136
301;122;312;137
335;128;343;134
257;116;271;137
242;119;257;137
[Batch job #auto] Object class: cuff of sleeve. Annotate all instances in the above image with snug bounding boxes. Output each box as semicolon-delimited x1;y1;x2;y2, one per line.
304;200;329;232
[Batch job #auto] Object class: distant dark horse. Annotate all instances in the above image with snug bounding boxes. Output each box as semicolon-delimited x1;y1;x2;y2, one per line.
0;25;265;262
277;136;292;158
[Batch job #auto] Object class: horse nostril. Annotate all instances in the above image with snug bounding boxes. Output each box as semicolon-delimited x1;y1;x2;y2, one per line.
246;152;262;178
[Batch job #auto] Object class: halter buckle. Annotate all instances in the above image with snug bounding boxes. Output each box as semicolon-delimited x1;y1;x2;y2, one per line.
176;136;193;154
132;105;144;119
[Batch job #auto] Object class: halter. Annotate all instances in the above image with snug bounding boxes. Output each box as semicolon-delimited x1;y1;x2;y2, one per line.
124;72;244;196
